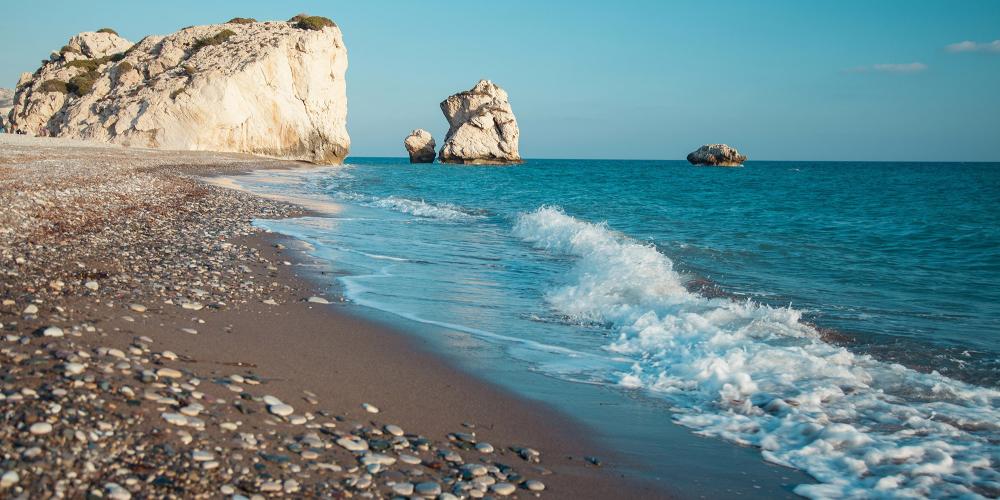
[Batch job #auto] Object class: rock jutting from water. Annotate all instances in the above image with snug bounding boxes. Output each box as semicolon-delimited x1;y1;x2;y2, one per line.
8;17;350;164
404;129;436;163
438;79;522;165
686;144;747;166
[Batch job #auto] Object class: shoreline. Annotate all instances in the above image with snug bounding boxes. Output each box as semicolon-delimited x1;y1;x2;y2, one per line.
0;135;664;498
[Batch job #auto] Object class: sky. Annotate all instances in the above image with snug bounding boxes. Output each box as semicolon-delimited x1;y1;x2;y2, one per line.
2;1;999;161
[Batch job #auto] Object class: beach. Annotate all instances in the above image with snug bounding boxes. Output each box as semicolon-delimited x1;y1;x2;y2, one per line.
0;134;661;499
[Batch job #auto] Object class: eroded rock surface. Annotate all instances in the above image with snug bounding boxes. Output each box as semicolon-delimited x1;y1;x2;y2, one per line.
404;129;435;163
8;19;349;164
438;80;521;165
686;144;747;166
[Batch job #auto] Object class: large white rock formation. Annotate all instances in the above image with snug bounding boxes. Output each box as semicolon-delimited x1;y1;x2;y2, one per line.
687;144;747;167
404;129;435;163
438;80;521;164
8;18;350;163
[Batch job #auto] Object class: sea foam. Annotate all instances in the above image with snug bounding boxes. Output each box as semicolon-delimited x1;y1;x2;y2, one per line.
513;206;1000;499
335;192;480;221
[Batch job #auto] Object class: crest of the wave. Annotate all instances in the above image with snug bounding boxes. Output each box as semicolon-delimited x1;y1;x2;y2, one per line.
335;192;480;221
513;206;1000;499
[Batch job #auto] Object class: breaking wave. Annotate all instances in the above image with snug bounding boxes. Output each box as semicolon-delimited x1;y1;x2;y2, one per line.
513;206;1000;499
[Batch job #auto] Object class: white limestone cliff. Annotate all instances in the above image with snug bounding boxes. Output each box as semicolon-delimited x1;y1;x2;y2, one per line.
8;18;350;164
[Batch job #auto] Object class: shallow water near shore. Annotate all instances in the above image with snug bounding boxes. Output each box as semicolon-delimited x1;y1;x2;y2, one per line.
230;158;1000;498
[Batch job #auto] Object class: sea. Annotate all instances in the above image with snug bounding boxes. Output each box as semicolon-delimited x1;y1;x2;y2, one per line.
226;159;1000;499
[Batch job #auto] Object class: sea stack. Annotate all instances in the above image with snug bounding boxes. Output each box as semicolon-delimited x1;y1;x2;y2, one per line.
404;129;436;163
687;144;747;167
438;79;521;165
8;16;350;164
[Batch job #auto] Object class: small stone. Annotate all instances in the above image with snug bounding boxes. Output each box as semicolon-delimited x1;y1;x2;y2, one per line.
0;470;19;489
129;304;147;313
23;304;38;315
268;404;294;417
335;436;368;452
385;424;404;436
414;481;442;497
362;403;379;414
192;450;214;461
156;368;183;379
392;482;414;496
181;328;198;335
262;299;278;305
260;480;282;492
64;362;86;375
85;281;100;291
399;454;422;465
307;296;330;304
475;442;494;453
29;422;53;435
525;479;545;492
491;483;517;496
220;485;236;495
42;326;64;337
161;351;177;360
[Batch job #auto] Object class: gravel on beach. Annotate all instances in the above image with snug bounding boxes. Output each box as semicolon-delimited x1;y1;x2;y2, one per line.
0;135;555;499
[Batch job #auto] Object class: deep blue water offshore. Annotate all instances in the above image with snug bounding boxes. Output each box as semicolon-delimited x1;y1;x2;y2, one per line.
235;159;1000;498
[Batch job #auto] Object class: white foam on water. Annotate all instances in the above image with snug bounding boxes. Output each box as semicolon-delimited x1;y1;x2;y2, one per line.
334;192;481;222
513;206;1000;499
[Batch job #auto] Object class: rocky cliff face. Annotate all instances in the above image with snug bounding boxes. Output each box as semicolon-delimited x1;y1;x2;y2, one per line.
687;144;747;166
0;88;12;132
438;80;521;165
8;18;350;164
404;129;435;163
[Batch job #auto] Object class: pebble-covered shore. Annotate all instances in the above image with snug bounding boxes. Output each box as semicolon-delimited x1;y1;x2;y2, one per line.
0;136;557;499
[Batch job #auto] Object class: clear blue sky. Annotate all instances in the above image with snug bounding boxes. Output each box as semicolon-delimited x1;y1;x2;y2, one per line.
2;1;999;161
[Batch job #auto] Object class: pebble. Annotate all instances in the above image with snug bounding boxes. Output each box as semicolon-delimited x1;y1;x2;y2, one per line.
23;304;38;315
491;483;517;496
385;424;404;436
307;296;330;304
391;482;415;496
192;450;214;461
129;303;147;313
525;479;546;492
0;471;18;489
414;481;442;497
475;442;494;453
362;402;379;414
156;368;183;379
181;328;198;335
64;362;86;375
85;280;100;290
399;454;422;465
335;436;369;452
268;404;294;417
29;422;53;435
42;326;64;337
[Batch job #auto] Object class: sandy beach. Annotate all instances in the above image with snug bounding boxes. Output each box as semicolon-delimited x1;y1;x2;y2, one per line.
0;135;663;498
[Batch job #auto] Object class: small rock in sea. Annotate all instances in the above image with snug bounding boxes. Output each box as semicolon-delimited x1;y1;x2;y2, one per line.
42;326;64;337
362;402;379;414
525;479;546;491
385;424;404;437
414;481;442;497
0;470;19;489
129;303;147;313
307;296;330;304
585;455;602;466
268;404;294;417
29;422;53;435
491;482;517;496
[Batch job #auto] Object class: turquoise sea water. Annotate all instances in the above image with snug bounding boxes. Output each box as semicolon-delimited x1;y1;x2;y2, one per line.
242;159;1000;498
